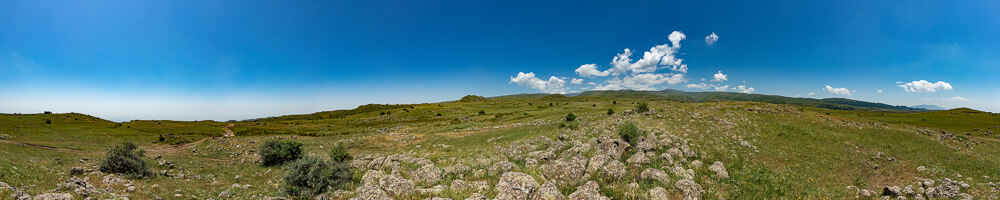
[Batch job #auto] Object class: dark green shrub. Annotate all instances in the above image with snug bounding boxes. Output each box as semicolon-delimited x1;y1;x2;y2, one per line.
612;100;617;105
45;119;52;124
99;142;151;178
478;110;486;115
436;113;442;117
260;140;304;166
565;113;576;122
607;108;614;115
635;102;650;113
283;157;353;199
328;145;352;163
618;122;640;146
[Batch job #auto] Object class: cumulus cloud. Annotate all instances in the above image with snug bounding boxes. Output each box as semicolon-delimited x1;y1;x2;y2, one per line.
570;78;583;85
735;85;754;94
594;73;685;91
716;85;730;91
877;89;884;94
705;32;719;46
712;71;727;82
808;92;816;97
824;85;852;96
510;72;567;94
574;64;611;77
897;80;953;93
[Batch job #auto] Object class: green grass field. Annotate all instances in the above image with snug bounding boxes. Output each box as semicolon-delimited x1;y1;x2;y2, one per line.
1;94;998;199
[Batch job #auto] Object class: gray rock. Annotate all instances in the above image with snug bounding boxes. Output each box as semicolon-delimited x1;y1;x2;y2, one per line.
465;193;488;200
218;190;233;198
69;167;84;176
496;172;539;200
586;154;610;174
541;156;587;187
415;165;444;184
535;182;566;200
567;181;609;200
491;161;516;176
32;193;72;200
708;161;728;178
597;136;629;160
601;160;626;179
380;173;415;196
648;187;669;200
57;177;96;197
883;186;902;196
351;185;391;200
626;152;649;165
640;168;670;184
670;166;695;180
674;179;703;200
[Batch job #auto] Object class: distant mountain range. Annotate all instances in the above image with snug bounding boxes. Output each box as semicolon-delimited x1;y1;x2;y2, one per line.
555;89;928;112
910;104;948;110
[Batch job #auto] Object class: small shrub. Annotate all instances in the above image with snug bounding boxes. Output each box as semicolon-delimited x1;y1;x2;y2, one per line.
612;100;617;105
565;113;577;122
99;142;151;178
45;119;52;124
283;157;353;199
260;140;304;166
478;110;486;115
436;113;442;117
43;111;52;114
618;122;640;147
328;145;352;163
635;102;650;113
607;108;614;115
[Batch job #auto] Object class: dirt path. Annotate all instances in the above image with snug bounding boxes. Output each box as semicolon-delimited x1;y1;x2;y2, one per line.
145;137;210;155
0;139;83;153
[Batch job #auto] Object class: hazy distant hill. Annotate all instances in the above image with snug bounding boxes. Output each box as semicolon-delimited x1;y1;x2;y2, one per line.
911;104;948;110
570;89;926;112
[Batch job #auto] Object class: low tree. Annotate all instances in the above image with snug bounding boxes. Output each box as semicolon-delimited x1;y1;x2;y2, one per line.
260;140;304;166
99;142;151;178
618;122;640;147
565;113;577;122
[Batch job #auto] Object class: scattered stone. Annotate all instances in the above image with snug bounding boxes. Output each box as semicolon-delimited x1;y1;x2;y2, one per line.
57;177;96;197
670;166;695;180
535;182;565;200
380;173;415;196
626;152;649;165
601;160;626;179
689;160;703;169
567;181;609;200
648;187;669;200
32;193;72;200
465;193;488;200
495;172;539;200
415;164;444;184
708;161;728;178
351;186;391;200
640;168;670;184
674;179;703;200
883;185;901;196
218;190;232;198
541;156;586;186
490;161;516;176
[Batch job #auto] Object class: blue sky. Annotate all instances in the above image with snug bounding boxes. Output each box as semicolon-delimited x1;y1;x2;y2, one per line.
2;0;998;121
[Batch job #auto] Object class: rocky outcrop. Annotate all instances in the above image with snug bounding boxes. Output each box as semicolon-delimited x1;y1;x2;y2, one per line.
567;181;609;200
496;172;539;200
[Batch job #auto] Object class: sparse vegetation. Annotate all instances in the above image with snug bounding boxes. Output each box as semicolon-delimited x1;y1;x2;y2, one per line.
328;145;351;163
618;122;640;146
635;102;650;113
259;140;304;166
459;95;487;102
99;142;151;178
282;157;353;199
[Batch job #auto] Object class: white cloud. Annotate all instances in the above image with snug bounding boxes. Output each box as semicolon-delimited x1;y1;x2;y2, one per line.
669;31;686;48
593;73;685;91
570;78;583;85
609;31;687;75
824;85;852;96
876;89;884;94
947;96;969;102
574;64;611;77
510;72;568;94
686;83;708;89
705;32;719;46
808;92;816;96
712;71;727;82
715;85;730;91
897;80;953;93
735;85;754;94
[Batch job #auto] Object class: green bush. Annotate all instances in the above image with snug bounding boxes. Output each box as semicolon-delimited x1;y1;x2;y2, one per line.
478;110;486;115
260;140;304;166
283;157;353;199
607;108;614;115
328;145;352;163
618;122;640;146
565;113;577;122
635;102;650;113
99;142;151;178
